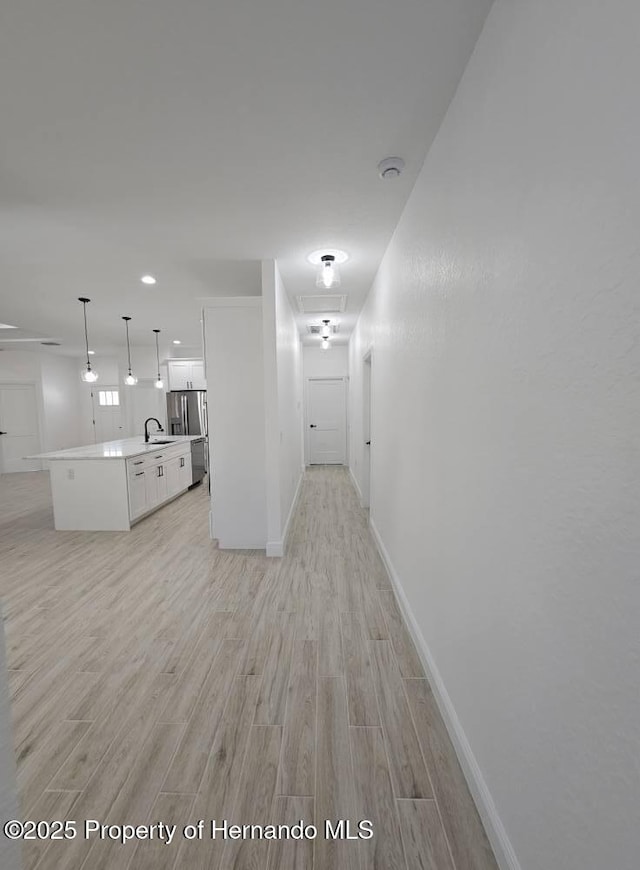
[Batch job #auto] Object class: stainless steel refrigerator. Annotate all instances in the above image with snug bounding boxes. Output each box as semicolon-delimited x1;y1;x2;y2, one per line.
166;391;208;485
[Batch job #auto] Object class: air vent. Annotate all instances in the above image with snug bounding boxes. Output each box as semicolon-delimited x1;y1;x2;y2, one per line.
296;294;347;314
41;341;61;346
306;323;340;336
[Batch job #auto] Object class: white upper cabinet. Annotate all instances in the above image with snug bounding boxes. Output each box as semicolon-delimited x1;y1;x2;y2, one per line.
167;359;206;391
190;361;206;389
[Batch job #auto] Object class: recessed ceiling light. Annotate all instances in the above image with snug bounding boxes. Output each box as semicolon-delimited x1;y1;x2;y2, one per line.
173;339;181;345
307;249;348;266
140;275;156;285
88;350;95;355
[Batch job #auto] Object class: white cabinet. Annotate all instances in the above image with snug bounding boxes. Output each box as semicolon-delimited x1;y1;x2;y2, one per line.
166;456;181;499
127;444;192;522
128;469;147;519
168;359;206;391
179;452;192;490
190;361;206;389
167;452;192;499
144;467;159;509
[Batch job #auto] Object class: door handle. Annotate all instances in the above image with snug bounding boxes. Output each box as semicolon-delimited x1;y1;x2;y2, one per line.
309;424;317;428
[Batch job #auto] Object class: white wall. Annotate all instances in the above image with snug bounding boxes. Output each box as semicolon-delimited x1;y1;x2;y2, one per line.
40;355;82;450
118;347;169;437
0;350;83;454
302;345;348;379
0;611;22;869
204;298;267;549
263;261;303;555
349;2;640;869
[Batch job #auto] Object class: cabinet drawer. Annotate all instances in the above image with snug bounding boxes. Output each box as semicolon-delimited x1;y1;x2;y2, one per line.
126;449;174;475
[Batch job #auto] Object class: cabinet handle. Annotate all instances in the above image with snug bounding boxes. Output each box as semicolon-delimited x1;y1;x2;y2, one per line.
133;460;144;465
155;454;163;459
157;466;164;477
135;472;144;477
180;458;185;467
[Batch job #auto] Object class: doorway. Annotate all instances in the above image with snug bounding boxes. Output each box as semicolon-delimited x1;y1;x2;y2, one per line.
0;383;42;473
361;351;372;508
306;377;347;464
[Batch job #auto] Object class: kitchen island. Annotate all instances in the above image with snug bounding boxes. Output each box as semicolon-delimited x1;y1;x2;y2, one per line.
31;436;200;531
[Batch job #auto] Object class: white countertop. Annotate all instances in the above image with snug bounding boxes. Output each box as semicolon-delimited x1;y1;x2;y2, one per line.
30;435;203;461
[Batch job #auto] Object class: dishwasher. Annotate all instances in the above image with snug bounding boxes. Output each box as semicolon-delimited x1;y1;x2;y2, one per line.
189;437;207;488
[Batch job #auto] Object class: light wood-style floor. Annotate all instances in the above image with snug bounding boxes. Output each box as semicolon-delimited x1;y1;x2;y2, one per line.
0;467;498;870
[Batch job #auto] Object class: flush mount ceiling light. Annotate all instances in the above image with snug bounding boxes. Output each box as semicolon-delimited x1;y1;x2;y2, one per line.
141;275;156;285
173;339;181;345
78;297;99;383
317;256;340;290
122;316;138;386
377;156;405;179
307;249;348;290
153;329;164;390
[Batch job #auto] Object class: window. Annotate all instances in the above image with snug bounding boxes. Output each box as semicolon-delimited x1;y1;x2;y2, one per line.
98;390;120;407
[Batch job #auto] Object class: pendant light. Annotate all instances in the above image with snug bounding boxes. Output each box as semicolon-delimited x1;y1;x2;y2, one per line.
316;254;340;290
153;329;164;389
122;317;138;385
78;297;99;382
321;319;331;339
321;338;330;350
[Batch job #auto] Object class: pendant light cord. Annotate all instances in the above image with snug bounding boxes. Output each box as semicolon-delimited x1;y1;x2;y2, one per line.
155;330;161;379
125;319;132;373
80;299;91;367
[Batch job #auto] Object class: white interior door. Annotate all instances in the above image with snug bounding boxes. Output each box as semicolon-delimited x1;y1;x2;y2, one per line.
0;383;42;472
93;386;125;442
307;378;347;464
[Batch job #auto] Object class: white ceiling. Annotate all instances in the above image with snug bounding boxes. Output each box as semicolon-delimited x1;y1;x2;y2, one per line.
0;0;492;355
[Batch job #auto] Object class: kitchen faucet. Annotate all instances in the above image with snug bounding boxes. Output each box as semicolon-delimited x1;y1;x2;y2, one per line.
144;417;164;443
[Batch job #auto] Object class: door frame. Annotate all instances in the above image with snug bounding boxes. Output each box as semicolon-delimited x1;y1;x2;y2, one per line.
361;348;373;508
0;381;44;473
304;376;348;466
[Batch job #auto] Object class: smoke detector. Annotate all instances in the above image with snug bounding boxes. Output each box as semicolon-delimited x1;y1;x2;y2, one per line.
377;157;405;179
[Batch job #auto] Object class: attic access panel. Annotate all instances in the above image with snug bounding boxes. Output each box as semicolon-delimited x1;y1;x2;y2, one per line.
296;294;347;314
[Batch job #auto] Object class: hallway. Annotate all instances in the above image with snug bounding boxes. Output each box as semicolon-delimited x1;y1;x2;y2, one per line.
0;467;497;870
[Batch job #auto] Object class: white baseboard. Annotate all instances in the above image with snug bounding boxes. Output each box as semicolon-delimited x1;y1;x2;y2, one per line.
348;466;364;506
266;540;284;557
369;517;521;870
266;470;304;558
